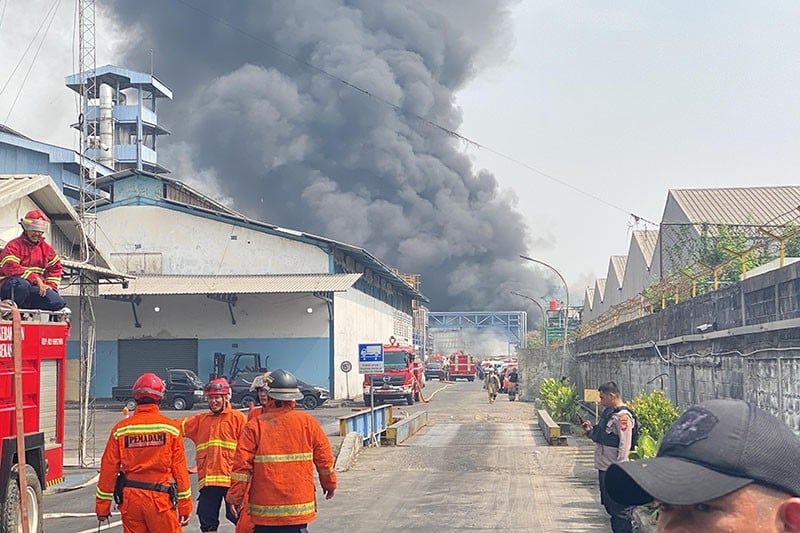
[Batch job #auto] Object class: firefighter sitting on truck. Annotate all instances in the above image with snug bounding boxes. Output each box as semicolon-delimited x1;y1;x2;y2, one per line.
181;378;247;533
0;210;65;311
96;372;193;532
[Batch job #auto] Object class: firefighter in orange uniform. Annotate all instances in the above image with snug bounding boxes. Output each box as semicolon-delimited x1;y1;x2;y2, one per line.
182;378;247;533
233;372;271;533
95;372;192;531
227;369;336;533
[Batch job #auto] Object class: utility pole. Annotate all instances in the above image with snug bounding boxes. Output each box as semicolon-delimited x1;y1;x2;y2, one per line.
77;0;99;467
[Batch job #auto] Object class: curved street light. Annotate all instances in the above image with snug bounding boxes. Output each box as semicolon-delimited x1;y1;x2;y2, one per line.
520;255;570;376
510;291;547;346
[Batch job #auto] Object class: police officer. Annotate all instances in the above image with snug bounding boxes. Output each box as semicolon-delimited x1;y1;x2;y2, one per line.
581;381;634;533
182;378;247;533
96;372;192;531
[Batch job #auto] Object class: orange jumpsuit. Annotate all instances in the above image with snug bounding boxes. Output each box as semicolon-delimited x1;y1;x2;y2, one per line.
182;404;247;489
227;401;336;527
96;403;193;532
233;404;265;533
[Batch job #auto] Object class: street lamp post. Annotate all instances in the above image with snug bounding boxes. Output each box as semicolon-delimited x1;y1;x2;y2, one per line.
510;291;547;346
520;255;570;376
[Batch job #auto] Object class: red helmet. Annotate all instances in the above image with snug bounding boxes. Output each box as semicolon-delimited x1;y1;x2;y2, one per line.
20;210;49;232
204;378;231;396
132;372;166;402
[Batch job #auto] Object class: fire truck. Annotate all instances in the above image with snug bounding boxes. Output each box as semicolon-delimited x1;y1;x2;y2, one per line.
362;337;424;406
0;308;69;532
448;350;476;381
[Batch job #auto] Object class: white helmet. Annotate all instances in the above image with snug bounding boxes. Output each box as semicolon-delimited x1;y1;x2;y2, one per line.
249;372;271;391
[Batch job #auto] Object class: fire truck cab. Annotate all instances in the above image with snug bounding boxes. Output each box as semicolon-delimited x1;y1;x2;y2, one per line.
0;308;69;532
362;337;424;406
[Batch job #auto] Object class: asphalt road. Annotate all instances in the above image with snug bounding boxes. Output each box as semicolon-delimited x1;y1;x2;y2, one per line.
44;381;609;532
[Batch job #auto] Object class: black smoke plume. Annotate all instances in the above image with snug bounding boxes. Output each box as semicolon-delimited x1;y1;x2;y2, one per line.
104;0;556;313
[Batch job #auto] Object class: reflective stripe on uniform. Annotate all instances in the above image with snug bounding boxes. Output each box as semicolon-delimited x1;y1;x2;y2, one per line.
318;467;333;475
248;500;316;518
231;472;251;482
253;452;313;463
114;423;180;438
199;474;231;487
96;488;113;501
196;439;238;452
0;255;20;266
177;488;192;500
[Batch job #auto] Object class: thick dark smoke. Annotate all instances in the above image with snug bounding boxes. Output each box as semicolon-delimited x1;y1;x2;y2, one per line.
104;0;556;312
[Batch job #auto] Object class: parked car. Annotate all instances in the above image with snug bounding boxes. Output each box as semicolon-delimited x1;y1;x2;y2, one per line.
297;379;330;410
230;375;329;410
112;368;205;411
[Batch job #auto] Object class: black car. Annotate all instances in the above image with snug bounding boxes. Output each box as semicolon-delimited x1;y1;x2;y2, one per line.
230;376;329;410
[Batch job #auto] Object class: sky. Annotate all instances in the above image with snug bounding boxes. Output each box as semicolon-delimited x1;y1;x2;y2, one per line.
1;1;799;318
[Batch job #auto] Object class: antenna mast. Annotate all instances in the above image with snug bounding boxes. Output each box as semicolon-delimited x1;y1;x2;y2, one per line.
77;0;98;467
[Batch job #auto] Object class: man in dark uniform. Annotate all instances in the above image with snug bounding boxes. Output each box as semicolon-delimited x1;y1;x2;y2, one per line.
581;381;635;533
606;399;800;533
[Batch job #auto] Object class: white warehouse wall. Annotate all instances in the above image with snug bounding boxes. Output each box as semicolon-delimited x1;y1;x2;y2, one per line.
95;205;329;275
67;292;333;396
333;289;407;400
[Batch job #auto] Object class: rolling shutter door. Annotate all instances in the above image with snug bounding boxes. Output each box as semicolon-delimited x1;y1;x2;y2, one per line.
39;360;58;444
117;339;198;386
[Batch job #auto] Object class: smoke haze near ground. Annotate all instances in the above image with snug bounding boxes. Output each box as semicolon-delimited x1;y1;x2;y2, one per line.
103;0;555;312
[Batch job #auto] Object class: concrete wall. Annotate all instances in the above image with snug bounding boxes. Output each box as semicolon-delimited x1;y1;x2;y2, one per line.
66;292;331;396
95;205;328;275
333;290;406;400
571;261;800;431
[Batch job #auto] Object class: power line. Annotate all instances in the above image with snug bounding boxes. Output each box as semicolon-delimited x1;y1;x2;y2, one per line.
4;0;62;123
170;0;657;225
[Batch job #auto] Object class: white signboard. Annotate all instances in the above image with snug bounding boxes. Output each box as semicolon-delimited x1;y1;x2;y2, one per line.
358;343;384;374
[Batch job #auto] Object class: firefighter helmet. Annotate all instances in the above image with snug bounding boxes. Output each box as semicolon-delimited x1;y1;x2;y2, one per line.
132;372;166;402
205;377;231;396
264;369;304;401
249;372;271;392
20;210;49;232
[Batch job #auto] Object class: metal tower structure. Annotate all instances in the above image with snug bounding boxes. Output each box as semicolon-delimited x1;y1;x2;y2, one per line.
427;311;528;353
77;0;99;467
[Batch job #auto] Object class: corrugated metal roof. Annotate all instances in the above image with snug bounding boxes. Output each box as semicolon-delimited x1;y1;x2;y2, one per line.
594;278;607;303
668;186;800;225
584;287;595;310
633;230;659;264
609;256;627;286
100;273;362;296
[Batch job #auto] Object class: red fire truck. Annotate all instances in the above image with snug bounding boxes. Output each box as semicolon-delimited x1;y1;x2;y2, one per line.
362;337;424;406
448;350;476;381
0;308;69;531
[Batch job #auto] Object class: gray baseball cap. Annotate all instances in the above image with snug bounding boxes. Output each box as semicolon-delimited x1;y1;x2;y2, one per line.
606;399;800;506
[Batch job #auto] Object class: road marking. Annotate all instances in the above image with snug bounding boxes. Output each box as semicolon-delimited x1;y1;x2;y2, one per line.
45;512;102;518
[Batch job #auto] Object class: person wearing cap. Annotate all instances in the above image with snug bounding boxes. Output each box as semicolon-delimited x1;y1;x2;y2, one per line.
181;378;247;533
0;209;65;311
581;381;635;533
227;369;336;532
606;398;800;532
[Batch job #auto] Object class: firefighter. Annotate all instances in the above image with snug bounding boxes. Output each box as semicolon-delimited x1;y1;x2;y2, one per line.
96;372;192;532
484;367;500;403
182;378;247;533
227;369;337;532
232;372;272;533
0;210;65;311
